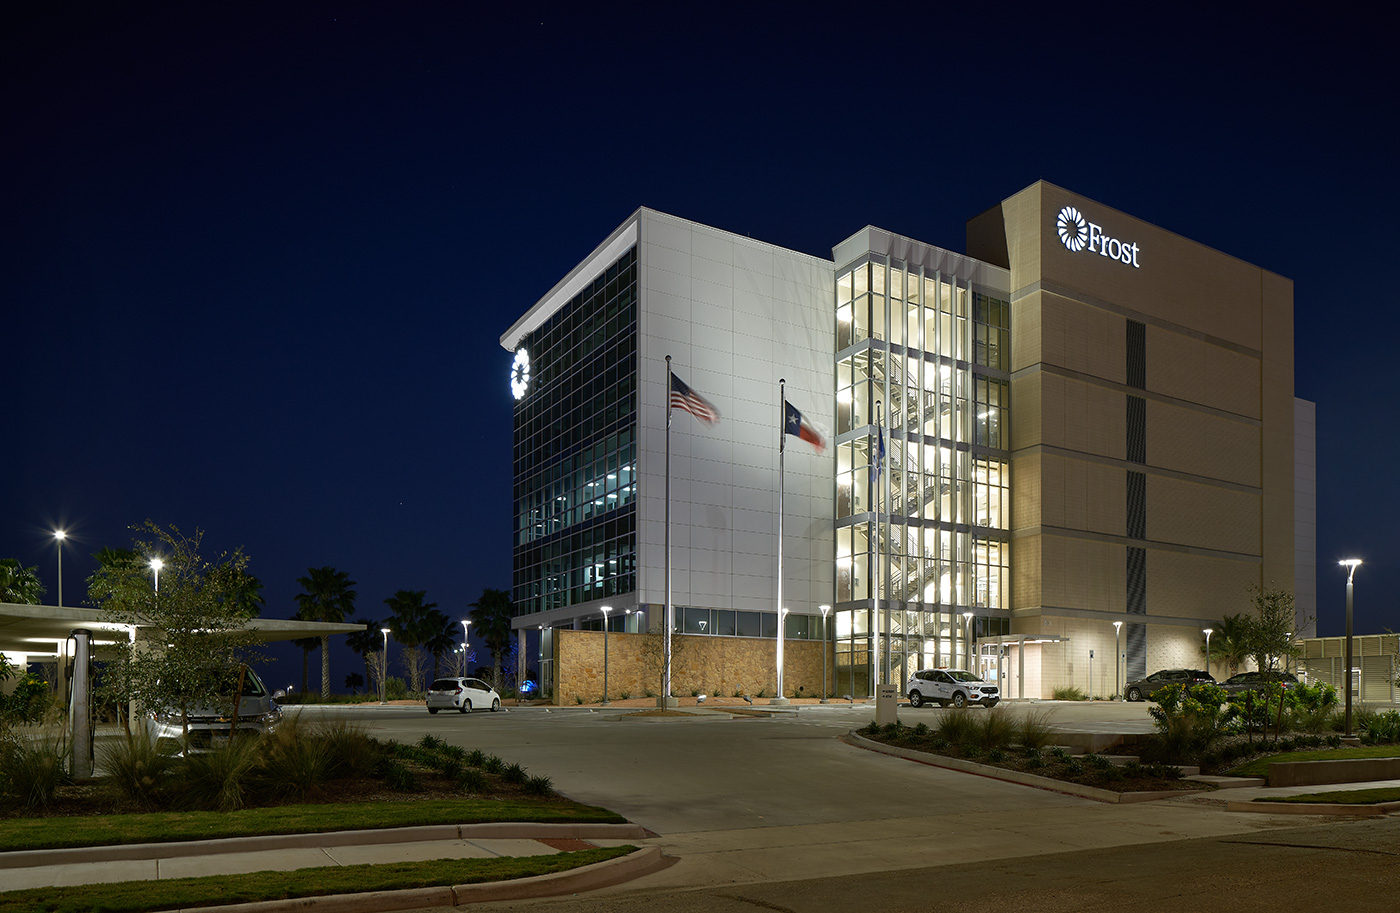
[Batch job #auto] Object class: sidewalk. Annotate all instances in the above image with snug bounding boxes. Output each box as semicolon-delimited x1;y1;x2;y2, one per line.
0;822;662;897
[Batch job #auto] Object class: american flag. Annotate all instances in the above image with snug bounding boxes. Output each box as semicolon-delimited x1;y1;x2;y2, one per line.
670;372;720;426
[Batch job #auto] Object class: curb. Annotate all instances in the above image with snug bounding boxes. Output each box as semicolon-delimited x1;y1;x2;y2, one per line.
1227;799;1400;816
169;846;669;913
842;731;1208;804
0;823;652;870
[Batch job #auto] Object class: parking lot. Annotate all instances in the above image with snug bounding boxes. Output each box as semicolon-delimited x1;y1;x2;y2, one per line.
293;699;1334;898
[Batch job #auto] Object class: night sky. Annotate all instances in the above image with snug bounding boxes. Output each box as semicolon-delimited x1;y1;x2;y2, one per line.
4;3;1394;686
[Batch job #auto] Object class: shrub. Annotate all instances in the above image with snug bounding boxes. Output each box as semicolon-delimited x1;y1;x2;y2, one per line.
1360;709;1400;744
385;677;409;701
986;748;1008;763
912;722;930;737
971;709;1018;751
316;718;383;778
380;759;419;791
0;733;70;810
466;748;486;768
483;754;506;775
1148;683;1238;761
934;708;977;747
100;729;179;809
619;691;631;700
503;762;529;785
457;768;488;792
1051;686;1087;701
176;736;263;811
1026;755;1045;769
1015;709;1057;751
525;774;554;795
1049;746;1069;760
256;718;336;800
860;721;882;737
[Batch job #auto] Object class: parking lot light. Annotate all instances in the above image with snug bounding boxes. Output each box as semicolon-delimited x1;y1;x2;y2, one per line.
1340;559;1362;738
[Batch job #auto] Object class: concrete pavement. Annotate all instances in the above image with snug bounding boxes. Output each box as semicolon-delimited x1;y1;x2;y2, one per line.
9;701;1400;912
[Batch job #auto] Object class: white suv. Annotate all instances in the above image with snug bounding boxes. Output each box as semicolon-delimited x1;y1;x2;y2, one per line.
907;669;999;708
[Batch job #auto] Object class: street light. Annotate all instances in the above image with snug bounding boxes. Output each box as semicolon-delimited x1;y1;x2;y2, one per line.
1203;627;1213;677
1340;559;1363;738
53;530;66;607
149;557;163;593
1113;621;1123;701
380;627;391;704
600;605;612;706
461;618;471;668
962;612;974;671
820;604;831;704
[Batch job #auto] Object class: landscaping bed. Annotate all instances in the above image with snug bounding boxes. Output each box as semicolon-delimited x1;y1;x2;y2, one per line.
856;717;1199;794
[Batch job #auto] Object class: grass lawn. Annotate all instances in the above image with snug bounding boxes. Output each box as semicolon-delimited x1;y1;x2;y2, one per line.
1225;745;1400;778
0;846;635;913
0;798;625;853
1257;787;1400;804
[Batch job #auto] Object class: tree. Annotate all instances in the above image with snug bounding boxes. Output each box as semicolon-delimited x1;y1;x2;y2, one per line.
344;672;364;694
1242;586;1311;742
425;616;458;683
0;559;45;604
1202;613;1251;677
294;567;357;697
290;635;318;694
88;522;262;750
469;588;514;692
384;590;440;693
345;617;383;693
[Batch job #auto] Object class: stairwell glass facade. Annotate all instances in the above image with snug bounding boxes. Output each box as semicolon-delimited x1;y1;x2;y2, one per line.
832;253;1010;698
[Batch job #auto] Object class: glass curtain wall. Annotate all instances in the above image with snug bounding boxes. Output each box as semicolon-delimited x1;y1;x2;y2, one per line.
834;258;1011;697
513;247;639;618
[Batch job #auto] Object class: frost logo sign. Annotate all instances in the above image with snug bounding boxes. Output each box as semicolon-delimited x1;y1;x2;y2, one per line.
1056;205;1140;268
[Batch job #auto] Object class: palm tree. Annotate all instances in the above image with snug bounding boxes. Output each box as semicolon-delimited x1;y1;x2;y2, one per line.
295;567;357;697
384;590;439;693
345;617;383;693
469;588;514;692
291;634;318;694
424;612;457;682
0;559;45;604
1204;613;1252;677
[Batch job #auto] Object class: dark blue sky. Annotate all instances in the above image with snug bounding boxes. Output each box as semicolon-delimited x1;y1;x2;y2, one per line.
4;3;1393;685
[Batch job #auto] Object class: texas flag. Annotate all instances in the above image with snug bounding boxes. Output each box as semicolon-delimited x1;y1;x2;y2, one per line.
783;400;826;453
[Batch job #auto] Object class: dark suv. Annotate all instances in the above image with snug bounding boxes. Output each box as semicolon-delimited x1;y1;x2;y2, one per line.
1220;670;1299;695
1124;669;1215;702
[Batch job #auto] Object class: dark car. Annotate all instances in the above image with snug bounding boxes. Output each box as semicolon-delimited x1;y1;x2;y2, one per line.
1123;668;1215;702
1220;670;1299;696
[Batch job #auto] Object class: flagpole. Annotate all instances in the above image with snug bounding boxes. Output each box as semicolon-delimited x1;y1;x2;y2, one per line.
775;378;786;706
664;354;673;708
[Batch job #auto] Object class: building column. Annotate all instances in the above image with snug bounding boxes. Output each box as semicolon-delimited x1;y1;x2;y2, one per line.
517;628;526;704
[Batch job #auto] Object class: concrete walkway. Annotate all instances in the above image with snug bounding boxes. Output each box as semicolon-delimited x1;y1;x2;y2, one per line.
0;823;656;893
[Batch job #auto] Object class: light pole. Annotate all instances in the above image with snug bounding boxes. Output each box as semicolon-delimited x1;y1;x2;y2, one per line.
1113;621;1122;700
149;557;163;593
1341;559;1362;738
600;605;612;706
53;530;66;607
820;604;831;704
962;612;974;671
1203;627;1213;678
380;627;391;704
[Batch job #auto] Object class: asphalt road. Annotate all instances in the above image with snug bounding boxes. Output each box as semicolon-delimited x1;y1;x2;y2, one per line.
295;702;1390;912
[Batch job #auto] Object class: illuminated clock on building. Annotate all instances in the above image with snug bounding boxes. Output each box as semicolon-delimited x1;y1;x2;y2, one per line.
510;347;531;400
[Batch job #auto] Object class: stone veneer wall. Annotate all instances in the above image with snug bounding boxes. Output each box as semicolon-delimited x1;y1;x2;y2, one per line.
553;629;831;704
